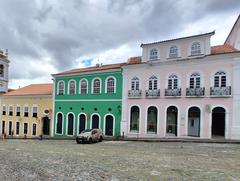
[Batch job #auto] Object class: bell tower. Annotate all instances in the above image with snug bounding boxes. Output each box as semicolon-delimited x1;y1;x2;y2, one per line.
0;49;9;93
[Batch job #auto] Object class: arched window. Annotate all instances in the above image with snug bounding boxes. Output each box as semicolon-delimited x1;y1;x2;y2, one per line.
68;80;76;95
168;74;178;89
78;114;86;134
131;77;139;91
93;78;101;94
169;46;178;58
189;73;201;88
56;113;63;134
0;64;4;77
191;42;201;56
130;106;139;132
106;77;115;93
214;71;226;88
149;49;158;60
147;106;158;133
67;113;74;135
58;81;65;95
79;79;88;94
188;107;201;137
149;76;158;90
92;114;100;129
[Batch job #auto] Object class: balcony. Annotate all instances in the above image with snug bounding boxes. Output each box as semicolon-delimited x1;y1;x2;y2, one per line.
165;88;181;97
128;90;142;98
186;87;205;97
146;89;160;98
210;86;231;96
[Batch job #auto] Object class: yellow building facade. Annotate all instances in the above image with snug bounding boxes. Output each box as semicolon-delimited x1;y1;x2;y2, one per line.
0;84;53;138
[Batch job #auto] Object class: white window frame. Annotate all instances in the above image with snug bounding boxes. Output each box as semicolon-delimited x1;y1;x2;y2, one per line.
105;76;116;93
57;80;65;95
32;123;37;136
68;79;76;95
169;45;179;58
16;105;21;116
131;77;140;91
66;112;75;136
55;112;64;135
23;122;29;135
2;105;6;115
9;105;14;116
190;41;202;56
32;105;38;117
189;72;201;88
79;78;88;94
214;71;227;88
149;48;159;60
15;121;20;136
91;77;102;94
167;74;179;89
24;105;29;117
148;75;158;90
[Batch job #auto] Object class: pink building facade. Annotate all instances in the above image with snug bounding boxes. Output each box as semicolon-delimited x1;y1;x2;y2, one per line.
121;20;240;140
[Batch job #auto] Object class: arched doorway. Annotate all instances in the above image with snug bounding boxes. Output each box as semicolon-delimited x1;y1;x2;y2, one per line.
78;114;86;134
188;107;200;137
130;106;140;132
92;114;99;129
42;116;50;135
166;106;178;136
147;106;158;133
105;115;114;136
67;113;74;135
212;107;225;137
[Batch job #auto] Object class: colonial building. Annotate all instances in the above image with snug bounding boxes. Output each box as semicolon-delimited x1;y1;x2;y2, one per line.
0;84;53;138
121;19;240;139
0;49;9;93
52;63;123;138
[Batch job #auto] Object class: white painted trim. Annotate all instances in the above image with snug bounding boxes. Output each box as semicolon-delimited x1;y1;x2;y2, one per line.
55;112;64;135
8;104;13;116
167;44;181;59
57;80;65;95
144;105;159;135
23;122;29;135
8;120;13;135
103;114;115;136
68;79;76;95
15;121;20;136
105;76;116;94
32;104;38;117
188;40;204;56
23;104;29;117
79;78;88;94
90;113;101;129
91;77;102;94
164;105;180;137
66;112;75;136
128;104;141;134
32;123;37;136
77;113;87;135
16;104;21;116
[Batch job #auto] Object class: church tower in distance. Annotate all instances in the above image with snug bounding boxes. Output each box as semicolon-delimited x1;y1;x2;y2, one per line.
0;49;9;93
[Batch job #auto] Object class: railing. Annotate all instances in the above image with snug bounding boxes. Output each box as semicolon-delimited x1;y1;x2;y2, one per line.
186;87;205;96
210;86;231;96
128;90;142;98
165;88;181;97
146;89;160;98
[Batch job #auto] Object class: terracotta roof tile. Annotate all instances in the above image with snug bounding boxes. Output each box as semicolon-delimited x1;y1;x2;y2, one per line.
53;63;125;76
211;44;239;55
3;84;53;96
127;56;142;65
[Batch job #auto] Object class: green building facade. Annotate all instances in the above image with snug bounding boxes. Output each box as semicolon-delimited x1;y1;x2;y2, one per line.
52;64;123;138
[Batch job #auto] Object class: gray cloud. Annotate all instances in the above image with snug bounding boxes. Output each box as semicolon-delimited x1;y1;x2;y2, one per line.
0;0;239;88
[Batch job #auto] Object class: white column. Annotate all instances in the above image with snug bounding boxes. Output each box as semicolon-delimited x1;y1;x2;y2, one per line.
232;58;240;139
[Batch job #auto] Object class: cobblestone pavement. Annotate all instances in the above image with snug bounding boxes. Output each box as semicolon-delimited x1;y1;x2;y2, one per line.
0;140;240;181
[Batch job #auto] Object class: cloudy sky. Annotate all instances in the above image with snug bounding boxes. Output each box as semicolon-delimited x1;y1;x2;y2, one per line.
0;0;239;89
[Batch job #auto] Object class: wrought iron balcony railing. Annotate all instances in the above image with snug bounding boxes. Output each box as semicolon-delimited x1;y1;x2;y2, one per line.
128;90;142;98
165;88;181;97
146;89;160;98
186;87;205;97
210;86;231;96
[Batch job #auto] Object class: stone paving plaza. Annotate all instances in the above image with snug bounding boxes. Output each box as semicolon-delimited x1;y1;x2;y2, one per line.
0;140;240;181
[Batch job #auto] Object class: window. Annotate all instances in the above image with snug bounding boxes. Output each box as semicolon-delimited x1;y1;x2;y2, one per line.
79;79;88;94
93;78;101;94
106;77;115;93
189;73;201;88
214;71;226;88
24;106;29;117
191;42;201;56
147;106;158;133
24;123;28;135
68;80;76;95
2;105;6;115
16;122;20;135
67;113;74;135
149;49;158;60
168;74;178;89
149;76;158;90
56;113;63;134
9;105;13;116
130;106;139;132
32;106;38;117
58;81;65;95
1;121;5;134
32;123;37;136
131;77;140;91
8;121;12;135
0;64;4;77
169;46;178;58
16;106;20;116
78;114;86;134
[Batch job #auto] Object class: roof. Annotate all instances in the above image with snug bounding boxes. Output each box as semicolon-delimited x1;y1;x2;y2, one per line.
211;44;239;55
3;84;53;96
224;14;240;45
141;31;215;47
127;56;142;65
53;63;125;76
